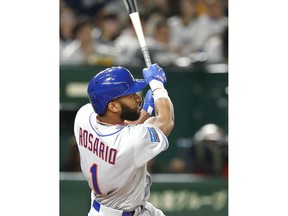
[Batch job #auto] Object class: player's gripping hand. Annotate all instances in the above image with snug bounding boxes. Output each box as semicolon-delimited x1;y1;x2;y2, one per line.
142;89;155;116
142;63;167;84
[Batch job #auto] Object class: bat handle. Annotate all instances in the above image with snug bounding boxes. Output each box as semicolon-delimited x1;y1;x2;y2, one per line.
141;46;152;67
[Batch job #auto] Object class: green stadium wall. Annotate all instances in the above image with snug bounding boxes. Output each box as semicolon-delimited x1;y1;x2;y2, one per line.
60;173;228;216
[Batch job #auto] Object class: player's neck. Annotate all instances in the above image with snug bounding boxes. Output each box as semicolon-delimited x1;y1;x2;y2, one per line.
97;115;125;126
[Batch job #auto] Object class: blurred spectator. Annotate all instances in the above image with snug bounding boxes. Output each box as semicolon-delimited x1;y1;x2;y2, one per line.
203;25;228;64
60;0;68;13
60;136;81;172
222;0;228;16
138;0;177;19
169;123;228;178
60;16;117;66
196;0;208;16
114;13;151;67
198;0;228;63
115;15;178;67
95;0;129;27
145;7;166;37
154;0;179;18
167;0;202;56
94;11;122;46
60;6;77;53
146;19;179;66
147;158;166;173
222;25;228;63
199;0;228;40
60;16;97;65
220;134;228;178
62;0;114;17
191;123;227;176
168;157;187;173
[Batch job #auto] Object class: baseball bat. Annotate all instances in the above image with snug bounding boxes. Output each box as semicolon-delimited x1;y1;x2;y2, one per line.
122;0;152;67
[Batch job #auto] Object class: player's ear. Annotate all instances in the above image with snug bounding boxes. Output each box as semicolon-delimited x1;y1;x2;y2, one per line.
107;101;121;113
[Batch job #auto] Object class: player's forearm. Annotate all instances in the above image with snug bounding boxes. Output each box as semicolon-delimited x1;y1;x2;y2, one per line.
147;81;174;136
156;97;174;135
142;64;174;136
146;97;174;136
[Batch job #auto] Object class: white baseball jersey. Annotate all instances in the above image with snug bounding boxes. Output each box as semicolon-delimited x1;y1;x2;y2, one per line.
74;103;169;211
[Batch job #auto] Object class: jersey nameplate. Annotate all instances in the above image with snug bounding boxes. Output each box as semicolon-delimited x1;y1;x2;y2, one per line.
79;127;117;165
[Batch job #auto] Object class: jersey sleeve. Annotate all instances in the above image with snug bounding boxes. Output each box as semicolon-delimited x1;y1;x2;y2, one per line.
132;123;169;168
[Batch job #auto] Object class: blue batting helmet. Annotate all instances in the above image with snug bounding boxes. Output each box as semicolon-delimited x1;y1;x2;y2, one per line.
87;67;147;114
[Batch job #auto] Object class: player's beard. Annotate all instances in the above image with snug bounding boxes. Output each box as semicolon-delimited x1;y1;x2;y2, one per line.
120;103;141;121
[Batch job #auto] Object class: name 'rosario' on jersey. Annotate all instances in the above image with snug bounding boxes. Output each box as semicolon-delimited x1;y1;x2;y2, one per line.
78;127;117;165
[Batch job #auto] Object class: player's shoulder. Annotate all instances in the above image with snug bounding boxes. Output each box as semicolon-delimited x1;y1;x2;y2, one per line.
125;122;151;131
78;103;93;112
125;123;165;137
75;103;94;119
121;123;145;136
125;123;169;150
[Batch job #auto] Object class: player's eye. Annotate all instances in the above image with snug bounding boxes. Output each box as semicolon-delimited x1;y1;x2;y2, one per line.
128;94;135;98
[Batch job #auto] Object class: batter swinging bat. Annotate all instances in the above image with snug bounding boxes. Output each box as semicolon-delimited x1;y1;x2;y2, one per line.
122;0;152;67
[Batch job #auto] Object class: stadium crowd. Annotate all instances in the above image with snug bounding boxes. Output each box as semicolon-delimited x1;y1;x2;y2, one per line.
60;0;228;67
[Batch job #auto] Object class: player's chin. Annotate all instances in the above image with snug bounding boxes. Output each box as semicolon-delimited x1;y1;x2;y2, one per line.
134;108;141;119
120;107;140;121
133;107;142;119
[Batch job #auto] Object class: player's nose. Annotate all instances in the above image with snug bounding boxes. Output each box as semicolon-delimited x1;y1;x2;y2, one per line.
134;93;142;101
134;93;143;106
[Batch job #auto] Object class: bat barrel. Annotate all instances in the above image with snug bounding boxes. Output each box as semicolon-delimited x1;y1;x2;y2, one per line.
123;0;152;67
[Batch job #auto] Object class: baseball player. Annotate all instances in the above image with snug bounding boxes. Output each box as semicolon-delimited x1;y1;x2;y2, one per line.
74;63;174;216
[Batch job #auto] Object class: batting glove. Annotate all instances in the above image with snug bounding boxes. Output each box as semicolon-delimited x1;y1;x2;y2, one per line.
142;63;167;84
142;89;155;116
